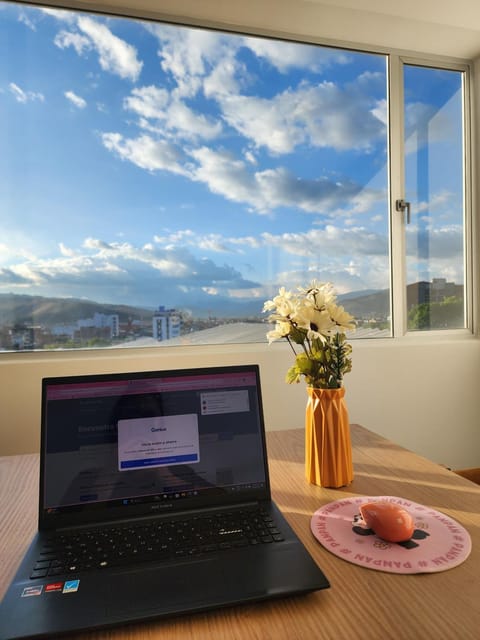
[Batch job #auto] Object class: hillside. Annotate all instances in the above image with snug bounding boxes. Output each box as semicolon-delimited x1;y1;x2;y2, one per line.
0;294;153;326
339;289;390;320
0;289;391;328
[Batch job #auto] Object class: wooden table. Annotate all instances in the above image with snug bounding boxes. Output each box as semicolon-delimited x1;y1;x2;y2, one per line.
1;425;479;639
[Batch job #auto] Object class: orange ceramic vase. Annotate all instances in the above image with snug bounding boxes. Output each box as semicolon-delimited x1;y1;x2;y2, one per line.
305;387;354;488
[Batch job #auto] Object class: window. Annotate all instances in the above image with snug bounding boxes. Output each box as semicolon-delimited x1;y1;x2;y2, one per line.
403;64;466;331
0;2;470;351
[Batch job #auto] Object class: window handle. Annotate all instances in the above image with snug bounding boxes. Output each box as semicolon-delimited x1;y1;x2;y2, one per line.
396;199;411;224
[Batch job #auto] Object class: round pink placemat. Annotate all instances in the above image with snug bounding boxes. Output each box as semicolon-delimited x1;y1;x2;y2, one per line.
311;496;472;574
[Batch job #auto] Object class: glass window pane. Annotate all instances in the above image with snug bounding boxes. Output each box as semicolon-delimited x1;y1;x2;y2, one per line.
0;2;390;351
404;65;465;331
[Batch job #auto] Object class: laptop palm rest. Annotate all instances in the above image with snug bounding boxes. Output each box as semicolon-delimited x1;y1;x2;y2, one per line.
104;543;323;620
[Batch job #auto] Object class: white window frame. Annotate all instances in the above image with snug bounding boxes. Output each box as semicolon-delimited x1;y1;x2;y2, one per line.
389;55;473;339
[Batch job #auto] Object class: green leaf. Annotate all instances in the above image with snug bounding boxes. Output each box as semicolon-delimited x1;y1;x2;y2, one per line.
295;352;314;375
289;326;307;345
285;365;301;384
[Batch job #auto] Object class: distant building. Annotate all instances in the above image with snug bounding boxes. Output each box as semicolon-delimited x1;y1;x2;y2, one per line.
51;324;76;338
430;278;461;302
52;312;120;341
152;306;182;341
407;278;463;309
10;326;36;350
9;325;51;350
77;312;119;338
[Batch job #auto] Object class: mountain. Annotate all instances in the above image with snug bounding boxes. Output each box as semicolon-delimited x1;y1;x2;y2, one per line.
0;288;390;327
0;294;153;326
338;289;389;320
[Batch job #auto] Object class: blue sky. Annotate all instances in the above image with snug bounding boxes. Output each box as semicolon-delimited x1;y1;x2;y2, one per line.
0;3;464;315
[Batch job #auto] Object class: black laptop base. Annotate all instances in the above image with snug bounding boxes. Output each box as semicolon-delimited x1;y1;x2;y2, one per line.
0;501;329;640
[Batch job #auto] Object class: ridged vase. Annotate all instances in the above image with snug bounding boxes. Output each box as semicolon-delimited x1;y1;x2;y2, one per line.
305;386;354;488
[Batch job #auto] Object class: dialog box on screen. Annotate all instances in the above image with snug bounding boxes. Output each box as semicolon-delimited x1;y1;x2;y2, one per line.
117;414;200;470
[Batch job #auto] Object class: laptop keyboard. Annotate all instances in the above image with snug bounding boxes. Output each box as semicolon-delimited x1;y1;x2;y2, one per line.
30;507;285;579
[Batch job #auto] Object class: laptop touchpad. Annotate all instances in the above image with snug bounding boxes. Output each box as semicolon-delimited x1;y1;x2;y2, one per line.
104;558;226;619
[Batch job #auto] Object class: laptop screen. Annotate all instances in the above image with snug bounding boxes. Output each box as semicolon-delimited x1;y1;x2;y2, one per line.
39;365;270;529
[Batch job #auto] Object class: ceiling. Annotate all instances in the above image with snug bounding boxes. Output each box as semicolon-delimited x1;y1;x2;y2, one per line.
301;0;480;59
308;0;480;34
22;0;480;59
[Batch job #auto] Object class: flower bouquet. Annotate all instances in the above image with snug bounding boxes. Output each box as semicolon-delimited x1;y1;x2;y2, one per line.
263;281;355;389
263;281;356;487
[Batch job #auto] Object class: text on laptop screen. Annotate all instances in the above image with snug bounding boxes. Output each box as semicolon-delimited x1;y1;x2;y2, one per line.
42;369;267;514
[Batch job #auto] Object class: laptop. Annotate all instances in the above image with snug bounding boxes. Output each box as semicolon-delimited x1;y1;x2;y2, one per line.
0;364;329;639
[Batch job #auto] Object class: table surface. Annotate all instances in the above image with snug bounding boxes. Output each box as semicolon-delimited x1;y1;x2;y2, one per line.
1;424;479;640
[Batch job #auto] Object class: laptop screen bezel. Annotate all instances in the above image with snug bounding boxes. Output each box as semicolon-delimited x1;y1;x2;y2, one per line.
38;364;271;531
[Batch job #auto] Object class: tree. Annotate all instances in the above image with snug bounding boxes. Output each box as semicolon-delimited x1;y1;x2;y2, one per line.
408;296;464;330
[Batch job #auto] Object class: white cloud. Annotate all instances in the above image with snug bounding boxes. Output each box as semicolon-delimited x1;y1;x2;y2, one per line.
102;133;383;216
124;85;222;141
101;133;187;175
154;229;196;248
152;224;388;272
189;147;383;215
8;82;44;104
406;224;463;259
124;85;169;119
54;16;142;81
244;150;257;165
0;236;260;306
404;93;461;155
415;191;453;213
18;11;36;31
154;230;233;254
218;80;385;155
0;267;34;286
83;237;113;251
65;90;87;109
3;221;463;309
59;243;76;257
254;168;366;213
166;100;222;141
203;56;244;98
219;92;303;155
189;146;264;209
273;256;390;294
153;230;268;258
371;98;387;126
40;8;75;22
54;30;91;55
261;225;387;258
149;24;228;98
242;37;350;73
78;17;142;81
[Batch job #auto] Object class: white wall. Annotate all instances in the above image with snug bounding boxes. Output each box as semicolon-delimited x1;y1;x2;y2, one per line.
1;337;480;469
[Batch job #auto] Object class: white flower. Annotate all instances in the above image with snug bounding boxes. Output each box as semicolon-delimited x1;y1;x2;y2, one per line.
299;280;336;310
263;286;296;319
295;302;335;340
328;304;356;333
266;320;291;344
263;279;355;388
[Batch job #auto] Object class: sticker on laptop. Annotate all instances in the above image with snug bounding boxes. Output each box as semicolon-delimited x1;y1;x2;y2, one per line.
62;579;80;593
45;582;64;592
21;585;43;597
